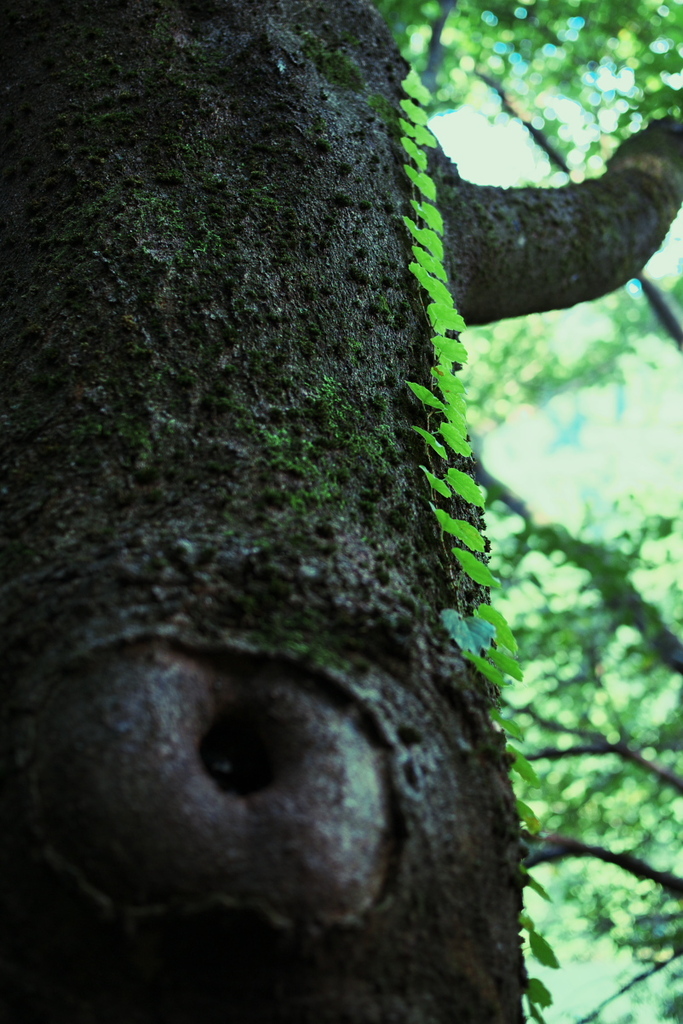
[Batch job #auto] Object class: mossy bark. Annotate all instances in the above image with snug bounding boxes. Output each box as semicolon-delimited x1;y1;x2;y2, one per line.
0;3;523;1021
1;1;680;1022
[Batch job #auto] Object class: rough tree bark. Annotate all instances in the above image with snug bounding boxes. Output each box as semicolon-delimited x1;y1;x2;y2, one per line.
1;2;682;1022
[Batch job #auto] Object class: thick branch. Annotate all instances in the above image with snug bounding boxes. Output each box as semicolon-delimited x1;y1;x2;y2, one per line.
474;71;683;346
526;834;683;894
437;121;683;323
474;461;534;521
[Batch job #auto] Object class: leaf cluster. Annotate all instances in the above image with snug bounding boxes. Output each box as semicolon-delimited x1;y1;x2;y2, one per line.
399;71;556;1019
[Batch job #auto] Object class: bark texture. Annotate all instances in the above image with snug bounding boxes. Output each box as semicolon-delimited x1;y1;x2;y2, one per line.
0;1;680;1022
0;2;522;1021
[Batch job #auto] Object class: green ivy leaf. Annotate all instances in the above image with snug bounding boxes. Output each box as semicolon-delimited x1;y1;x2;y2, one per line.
442;404;467;435
524;873;551;902
403;217;444;260
420;465;450;498
488;647;524;682
526;998;547;1024
489;708;524;741
529;931;560;969
432;362;466;393
428;303;466;333
433;508;485;551
443;401;468;427
399;117;419;139
434;381;466;416
412;425;447;458
439;384;467;412
446;467;485;508
516;798;542;834
508;745;541;788
403;164;437;200
464;651;507;686
410;199;443;233
475;604;518;653
432;335;468;362
400;120;438;148
453;548;501;588
401;136;427;169
439;421;472;457
401;70;431;106
442;609;496;653
406;380;446;409
527;978;553;1008
412;245;447;282
409;263;453;304
399;98;430;126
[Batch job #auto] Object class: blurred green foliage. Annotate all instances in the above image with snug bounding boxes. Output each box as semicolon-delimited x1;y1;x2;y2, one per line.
379;0;682;174
377;1;683;1020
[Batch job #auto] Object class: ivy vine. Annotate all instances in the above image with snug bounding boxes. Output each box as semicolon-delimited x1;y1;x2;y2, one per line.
399;69;557;1023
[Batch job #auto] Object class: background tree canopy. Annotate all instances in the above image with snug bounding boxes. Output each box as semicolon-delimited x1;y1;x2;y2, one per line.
377;1;683;1021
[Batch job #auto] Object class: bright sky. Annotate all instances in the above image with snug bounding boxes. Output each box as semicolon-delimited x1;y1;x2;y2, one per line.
430;107;552;186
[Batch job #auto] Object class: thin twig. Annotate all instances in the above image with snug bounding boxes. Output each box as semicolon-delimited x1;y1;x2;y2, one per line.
528;740;683;795
423;0;458;93
639;275;683;350
475;69;570;173
574;946;683;1024
525;834;683;894
474;457;683;676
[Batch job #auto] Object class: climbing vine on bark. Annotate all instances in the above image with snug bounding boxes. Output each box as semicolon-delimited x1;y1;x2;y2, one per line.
399;69;557;1022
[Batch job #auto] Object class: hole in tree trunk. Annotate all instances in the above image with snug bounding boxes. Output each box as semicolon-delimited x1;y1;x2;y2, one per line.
200;718;274;795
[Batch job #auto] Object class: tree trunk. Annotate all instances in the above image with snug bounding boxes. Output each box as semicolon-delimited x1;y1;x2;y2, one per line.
1;2;680;1021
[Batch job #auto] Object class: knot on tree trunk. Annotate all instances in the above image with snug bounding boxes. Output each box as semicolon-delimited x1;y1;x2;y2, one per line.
32;644;390;927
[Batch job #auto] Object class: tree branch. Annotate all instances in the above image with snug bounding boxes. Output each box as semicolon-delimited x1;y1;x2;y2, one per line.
575;946;683;1024
639;274;683;349
474;459;683;677
527;741;683;795
436;119;683;324
515;706;603;741
528;743;615;760
474;462;534;520
423;1;457;93
474;69;570;174
619;743;683;793
525;834;683;894
474;70;683;347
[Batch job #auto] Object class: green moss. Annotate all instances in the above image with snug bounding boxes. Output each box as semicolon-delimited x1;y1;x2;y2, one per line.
367;94;400;137
300;32;364;92
117;414;152;451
